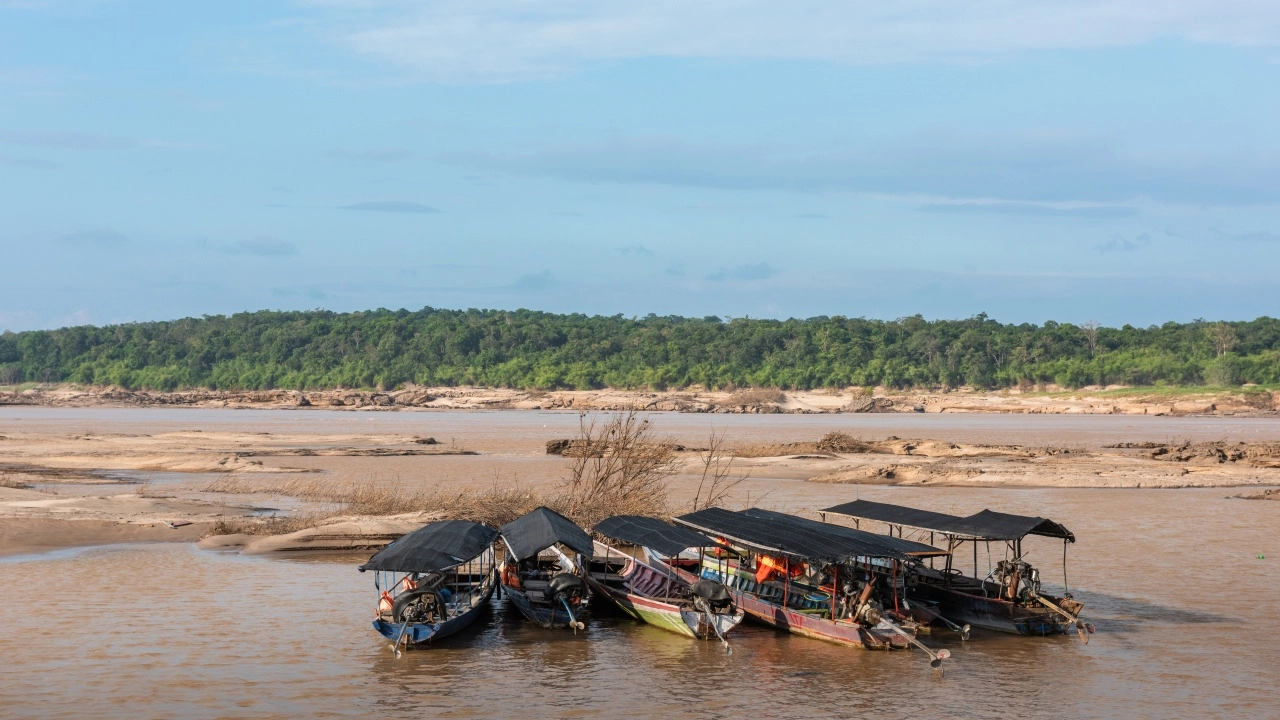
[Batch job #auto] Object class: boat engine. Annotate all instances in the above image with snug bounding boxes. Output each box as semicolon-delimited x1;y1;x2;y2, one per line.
689;579;734;614
838;580;884;625
992;559;1040;602
392;588;448;624
547;572;586;606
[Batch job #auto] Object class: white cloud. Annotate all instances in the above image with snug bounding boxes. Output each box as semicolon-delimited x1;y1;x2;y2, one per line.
299;0;1280;81
444;133;1280;205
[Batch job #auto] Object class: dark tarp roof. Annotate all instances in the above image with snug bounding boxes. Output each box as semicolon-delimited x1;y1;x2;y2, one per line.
743;508;946;557
593;515;721;557
822;500;961;533
500;506;595;561
820;499;1074;542
359;520;498;573
673;507;910;564
949;510;1074;542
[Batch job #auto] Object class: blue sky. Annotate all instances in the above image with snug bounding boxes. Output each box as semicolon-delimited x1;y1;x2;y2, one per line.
2;1;1280;331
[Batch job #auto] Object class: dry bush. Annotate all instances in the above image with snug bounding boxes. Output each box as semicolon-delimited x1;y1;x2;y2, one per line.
815;432;875;453
204;411;681;538
559;411;677;527
690;430;748;511
730;431;878;458
0;474;32;489
207;514;320;537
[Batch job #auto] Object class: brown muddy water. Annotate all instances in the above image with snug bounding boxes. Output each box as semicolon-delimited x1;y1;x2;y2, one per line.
1;409;1279;718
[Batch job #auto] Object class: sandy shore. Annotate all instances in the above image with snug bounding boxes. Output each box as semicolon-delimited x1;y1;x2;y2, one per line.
3;383;1276;416
3;405;1278;557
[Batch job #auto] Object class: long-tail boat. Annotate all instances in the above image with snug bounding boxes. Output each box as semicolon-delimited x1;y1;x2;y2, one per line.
359;519;500;655
498;507;595;631
819;499;1094;642
673;507;952;670
587;515;744;648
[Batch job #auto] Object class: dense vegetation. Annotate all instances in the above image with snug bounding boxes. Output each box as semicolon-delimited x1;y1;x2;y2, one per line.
1;308;1278;392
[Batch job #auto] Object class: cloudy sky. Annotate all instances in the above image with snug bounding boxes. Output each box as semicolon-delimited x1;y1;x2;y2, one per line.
3;1;1280;330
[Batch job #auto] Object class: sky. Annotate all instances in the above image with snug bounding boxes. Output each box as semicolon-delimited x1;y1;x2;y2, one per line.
3;1;1280;331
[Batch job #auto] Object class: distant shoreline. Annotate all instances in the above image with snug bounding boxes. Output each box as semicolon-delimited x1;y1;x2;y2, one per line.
1;383;1275;417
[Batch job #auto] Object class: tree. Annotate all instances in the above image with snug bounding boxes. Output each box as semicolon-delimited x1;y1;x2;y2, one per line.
690;430;748;512
1207;322;1237;358
1081;321;1100;358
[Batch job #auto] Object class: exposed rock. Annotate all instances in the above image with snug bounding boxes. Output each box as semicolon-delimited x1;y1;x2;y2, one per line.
846;397;896;413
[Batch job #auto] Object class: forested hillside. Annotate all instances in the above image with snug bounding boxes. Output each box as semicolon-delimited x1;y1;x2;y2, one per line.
1;309;1277;391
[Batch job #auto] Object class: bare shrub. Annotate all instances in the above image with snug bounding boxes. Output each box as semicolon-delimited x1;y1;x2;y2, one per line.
204;412;681;539
0;475;32;489
816;432;875;453
559;411;677;527
207;514;319;537
690;430;748;511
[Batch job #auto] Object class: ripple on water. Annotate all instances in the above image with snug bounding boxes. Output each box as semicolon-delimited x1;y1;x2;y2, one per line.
1;542;1275;719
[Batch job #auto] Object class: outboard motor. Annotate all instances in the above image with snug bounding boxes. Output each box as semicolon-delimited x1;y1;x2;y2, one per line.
992;559;1040;602
689;579;734;613
546;572;587;631
547;572;586;605
392;588;448;624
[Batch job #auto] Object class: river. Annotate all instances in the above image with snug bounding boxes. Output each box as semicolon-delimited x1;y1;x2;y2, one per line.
1;409;1277;718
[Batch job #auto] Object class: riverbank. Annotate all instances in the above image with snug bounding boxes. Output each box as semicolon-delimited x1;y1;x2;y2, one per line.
2;383;1276;416
2;407;1277;557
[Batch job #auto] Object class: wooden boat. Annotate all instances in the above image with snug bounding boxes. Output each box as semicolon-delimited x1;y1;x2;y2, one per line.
673;507;952;670
359;519;499;654
820;500;1094;642
587;515;744;646
498;507;595;631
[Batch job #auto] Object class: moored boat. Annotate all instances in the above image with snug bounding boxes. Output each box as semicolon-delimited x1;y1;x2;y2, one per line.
820;499;1094;642
359;519;500;654
588;515;744;647
673;507;953;670
499;507;595;631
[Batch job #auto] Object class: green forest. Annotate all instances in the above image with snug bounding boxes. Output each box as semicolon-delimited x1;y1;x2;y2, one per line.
1;308;1278;392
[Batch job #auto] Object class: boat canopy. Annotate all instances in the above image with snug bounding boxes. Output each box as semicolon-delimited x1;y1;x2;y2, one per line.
674;507;916;564
594;515;725;557
359;520;498;573
820;500;1075;542
742;508;947;558
500;506;595;561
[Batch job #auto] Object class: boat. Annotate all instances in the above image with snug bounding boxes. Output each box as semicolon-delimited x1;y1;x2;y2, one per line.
498;507;595;631
673;507;953;670
588;515;745;647
819;499;1094;641
359;519;500;655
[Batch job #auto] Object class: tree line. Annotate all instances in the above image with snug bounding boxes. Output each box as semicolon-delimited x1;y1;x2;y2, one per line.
1;308;1277;392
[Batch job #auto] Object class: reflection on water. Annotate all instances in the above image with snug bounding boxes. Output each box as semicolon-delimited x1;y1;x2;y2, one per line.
2;525;1276;719
3;408;1279;718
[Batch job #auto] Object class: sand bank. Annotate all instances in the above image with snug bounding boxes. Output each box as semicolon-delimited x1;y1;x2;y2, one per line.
3;383;1276;416
3;407;1277;556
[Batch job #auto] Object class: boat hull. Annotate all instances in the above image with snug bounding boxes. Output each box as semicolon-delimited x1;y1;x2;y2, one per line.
372;576;497;647
588;578;744;639
913;583;1080;636
691;564;907;650
504;584;590;629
